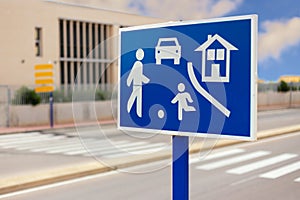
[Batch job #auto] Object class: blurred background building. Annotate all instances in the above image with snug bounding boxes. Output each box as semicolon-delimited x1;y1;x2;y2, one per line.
0;0;163;87
278;75;300;83
0;0;299;127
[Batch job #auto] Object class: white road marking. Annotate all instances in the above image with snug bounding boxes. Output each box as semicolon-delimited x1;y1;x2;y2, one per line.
0;134;52;146
196;151;270;170
45;139;114;154
2;135;66;148
227;153;298;175
0;171;118;199
0;132;40;140
46;140;132;154
86;141;148;155
105;144;168;158
15;136;74;150
30;139;84;152
0;132;167;158
0;157;173;199
64;140;131;155
260;161;300;179
190;149;245;164
106;147;167;158
294;177;300;182
29;138;114;152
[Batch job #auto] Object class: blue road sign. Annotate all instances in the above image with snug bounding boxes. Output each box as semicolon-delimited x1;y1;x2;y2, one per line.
118;15;257;140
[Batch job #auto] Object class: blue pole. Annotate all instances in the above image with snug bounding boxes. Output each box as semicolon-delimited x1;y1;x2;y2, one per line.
172;135;189;200
49;92;54;128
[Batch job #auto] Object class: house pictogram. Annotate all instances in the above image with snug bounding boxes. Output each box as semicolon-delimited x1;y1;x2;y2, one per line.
195;34;238;83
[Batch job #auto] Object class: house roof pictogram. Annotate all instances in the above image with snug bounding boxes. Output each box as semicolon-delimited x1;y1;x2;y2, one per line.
195;34;238;52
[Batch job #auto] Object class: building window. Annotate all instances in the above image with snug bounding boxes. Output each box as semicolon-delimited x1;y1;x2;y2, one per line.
59;20;64;57
35;27;42;57
60;61;64;84
59;19;111;87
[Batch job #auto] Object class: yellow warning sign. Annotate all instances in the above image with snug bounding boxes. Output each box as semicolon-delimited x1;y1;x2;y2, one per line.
34;64;54;93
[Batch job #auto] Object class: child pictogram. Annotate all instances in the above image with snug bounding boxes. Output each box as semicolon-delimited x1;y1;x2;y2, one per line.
171;83;196;121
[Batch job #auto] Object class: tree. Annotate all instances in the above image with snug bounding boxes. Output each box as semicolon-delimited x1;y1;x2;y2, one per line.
277;81;290;92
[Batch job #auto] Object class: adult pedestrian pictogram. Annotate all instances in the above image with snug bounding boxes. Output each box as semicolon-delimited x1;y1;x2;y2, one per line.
126;48;150;118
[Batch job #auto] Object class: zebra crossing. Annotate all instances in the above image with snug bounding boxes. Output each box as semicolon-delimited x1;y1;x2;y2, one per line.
192;148;300;183
0;132;168;158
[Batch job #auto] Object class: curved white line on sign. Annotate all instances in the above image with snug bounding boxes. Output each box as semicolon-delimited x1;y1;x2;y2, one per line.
187;62;231;117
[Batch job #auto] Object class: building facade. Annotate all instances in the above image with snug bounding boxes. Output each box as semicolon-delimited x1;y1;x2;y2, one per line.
278;75;300;83
0;0;164;87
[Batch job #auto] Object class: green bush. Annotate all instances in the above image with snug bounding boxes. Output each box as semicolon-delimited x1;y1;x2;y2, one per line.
13;86;41;106
291;86;298;91
38;90;72;103
277;81;290;92
53;90;72;102
95;89;110;101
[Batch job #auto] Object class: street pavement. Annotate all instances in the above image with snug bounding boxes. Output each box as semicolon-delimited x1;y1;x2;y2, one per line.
0;132;167;158
1;108;300;159
257;108;300;131
0;108;300;196
1;131;300;200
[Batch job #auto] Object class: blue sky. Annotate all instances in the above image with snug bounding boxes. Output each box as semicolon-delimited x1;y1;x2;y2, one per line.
228;0;300;81
62;0;300;81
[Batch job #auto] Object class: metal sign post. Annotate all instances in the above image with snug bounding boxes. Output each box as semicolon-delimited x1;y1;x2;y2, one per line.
118;14;257;200
49;91;54;128
172;136;189;200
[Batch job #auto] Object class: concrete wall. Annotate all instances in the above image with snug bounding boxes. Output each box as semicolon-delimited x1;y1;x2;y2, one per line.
9;100;116;127
0;106;8;127
258;91;300;109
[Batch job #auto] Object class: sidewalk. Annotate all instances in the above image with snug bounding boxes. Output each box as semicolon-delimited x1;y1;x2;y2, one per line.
1;124;300;195
0;119;116;135
258;104;300;111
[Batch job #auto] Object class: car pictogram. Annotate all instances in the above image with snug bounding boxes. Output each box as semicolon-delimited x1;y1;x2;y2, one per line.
155;37;181;65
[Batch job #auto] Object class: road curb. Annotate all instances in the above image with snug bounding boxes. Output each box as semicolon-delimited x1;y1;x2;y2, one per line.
1;125;300;195
0;163;113;195
0;120;115;135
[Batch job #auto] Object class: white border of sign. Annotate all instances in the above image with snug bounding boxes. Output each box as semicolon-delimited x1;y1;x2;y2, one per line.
118;15;257;141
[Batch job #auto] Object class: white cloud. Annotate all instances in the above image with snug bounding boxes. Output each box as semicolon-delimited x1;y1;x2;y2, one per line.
55;0;135;13
56;0;243;20
139;0;243;20
209;0;243;18
259;17;300;62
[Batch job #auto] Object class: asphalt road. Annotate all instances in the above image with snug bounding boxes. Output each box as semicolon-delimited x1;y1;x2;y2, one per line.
257;108;300;131
3;131;300;200
0;108;300;180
